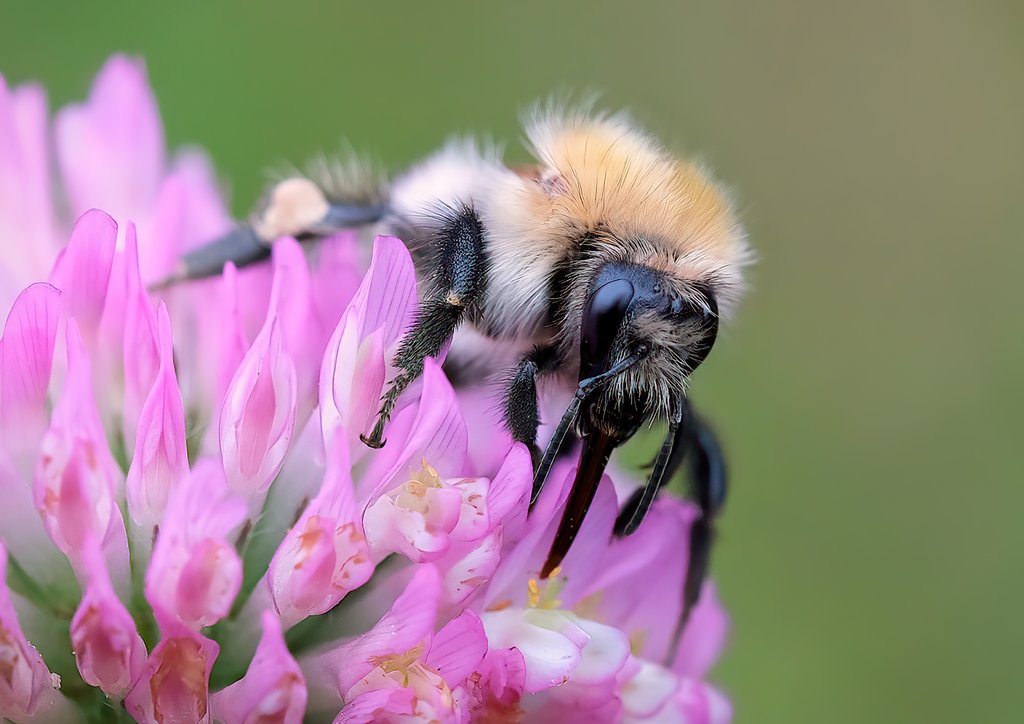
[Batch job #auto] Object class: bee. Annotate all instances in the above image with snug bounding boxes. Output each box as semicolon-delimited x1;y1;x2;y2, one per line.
161;107;750;630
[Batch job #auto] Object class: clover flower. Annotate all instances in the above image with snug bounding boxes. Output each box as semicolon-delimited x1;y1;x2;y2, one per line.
0;55;732;722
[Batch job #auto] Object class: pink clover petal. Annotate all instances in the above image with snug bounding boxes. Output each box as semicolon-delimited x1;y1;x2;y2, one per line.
672;581;730;680
0;282;60;466
482;443;532;534
211;611;306;724
570;618;631;686
301;565;442;703
145;459;246;629
673;678;733;724
362;461;467;563
334;687;417;724
349;236;417;351
460;647;527;722
69;545;146;699
126;303;188;528
124;616;218;724
619;658;679;720
320;309;386;454
220;305;297;498
319;235;417;451
449;476;490;542
269;239;321;398
424;610;488;689
436;530;502;611
310;232;362;334
0;544;61;720
268;435;373;628
56;55;164;226
34;321;126;566
360;359;468;503
121;224;161;452
0;77;57;305
50;209;117;345
481;608;589;693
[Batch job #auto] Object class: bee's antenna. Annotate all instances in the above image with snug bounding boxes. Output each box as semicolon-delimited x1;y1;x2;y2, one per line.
530;345;649;508
614;396;686;536
529;396;581;507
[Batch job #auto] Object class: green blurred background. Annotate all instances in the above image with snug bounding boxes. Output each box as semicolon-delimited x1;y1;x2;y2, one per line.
2;2;1021;721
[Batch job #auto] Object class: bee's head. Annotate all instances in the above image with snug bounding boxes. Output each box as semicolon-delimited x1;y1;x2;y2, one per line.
576;261;719;438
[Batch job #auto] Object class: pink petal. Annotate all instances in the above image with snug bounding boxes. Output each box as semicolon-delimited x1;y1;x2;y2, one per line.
121;224;161;453
56;55;164;225
70;545;146;699
34;320;127;568
220;299;297;497
484;443;532;531
0;77;57;306
460;647;527;721
360;359;468;503
266;238;323;428
436;531;502;610
334;688;417;724
672;581;730;680
457;386;516;476
363;470;465;563
50;209;117;344
267;435;373;628
350;236;417;350
186;262;248;445
141;157;232;286
168;150;233;254
569;618;630;686
146;459;246;629
318;234;418;451
548;474;618;606
211;611;306;724
619;658;678;720
301;565;442;701
674;678;733;724
126;303;187;528
425;610;487;688
0;282;60;464
481;609;588;693
320;310;386;453
124;616;218;724
310;232;362;334
0;544;62;720
0;451;73;592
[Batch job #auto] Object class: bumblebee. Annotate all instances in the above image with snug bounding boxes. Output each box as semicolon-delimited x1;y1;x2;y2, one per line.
162;107;750;629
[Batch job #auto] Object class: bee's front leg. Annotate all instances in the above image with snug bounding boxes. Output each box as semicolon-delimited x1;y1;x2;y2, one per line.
361;205;487;448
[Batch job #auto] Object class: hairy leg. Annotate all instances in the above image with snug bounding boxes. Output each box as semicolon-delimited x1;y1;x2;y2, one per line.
361;204;488;447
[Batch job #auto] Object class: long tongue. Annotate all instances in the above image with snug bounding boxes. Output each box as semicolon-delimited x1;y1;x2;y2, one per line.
540;428;620;578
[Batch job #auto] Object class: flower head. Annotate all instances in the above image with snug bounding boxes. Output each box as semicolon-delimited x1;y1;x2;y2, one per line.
0;55;732;722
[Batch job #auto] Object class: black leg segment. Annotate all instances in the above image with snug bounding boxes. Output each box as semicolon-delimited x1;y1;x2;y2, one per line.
613;397;686;536
504;344;560;468
361;204;488;448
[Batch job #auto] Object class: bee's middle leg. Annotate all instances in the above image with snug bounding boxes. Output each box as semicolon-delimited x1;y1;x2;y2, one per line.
613;400;728;654
504;344;561;468
361;205;487;448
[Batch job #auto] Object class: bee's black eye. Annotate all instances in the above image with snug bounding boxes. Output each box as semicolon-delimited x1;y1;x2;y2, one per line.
683;292;719;373
580;278;635;379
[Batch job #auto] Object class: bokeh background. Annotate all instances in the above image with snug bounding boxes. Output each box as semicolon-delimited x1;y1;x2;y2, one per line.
2;2;1021;721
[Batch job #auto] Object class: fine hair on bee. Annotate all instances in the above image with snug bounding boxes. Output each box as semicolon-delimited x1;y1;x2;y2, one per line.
157;102;751;649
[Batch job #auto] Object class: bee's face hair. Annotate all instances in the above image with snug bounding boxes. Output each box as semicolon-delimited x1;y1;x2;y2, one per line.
574;256;719;431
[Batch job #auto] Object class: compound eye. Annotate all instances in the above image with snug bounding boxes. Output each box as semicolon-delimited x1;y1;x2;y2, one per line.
683;293;719;373
580;278;635;379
